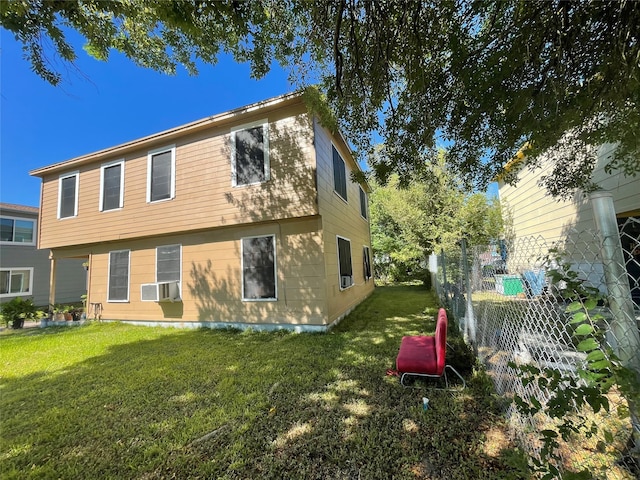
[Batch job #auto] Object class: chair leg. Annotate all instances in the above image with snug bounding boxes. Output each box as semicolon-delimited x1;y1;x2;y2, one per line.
445;365;466;390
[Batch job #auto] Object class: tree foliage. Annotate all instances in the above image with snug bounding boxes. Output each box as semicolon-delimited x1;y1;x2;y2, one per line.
370;159;503;283
3;1;639;196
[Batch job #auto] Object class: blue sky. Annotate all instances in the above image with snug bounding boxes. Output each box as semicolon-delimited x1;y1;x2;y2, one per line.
1;28;498;207
1;29;293;207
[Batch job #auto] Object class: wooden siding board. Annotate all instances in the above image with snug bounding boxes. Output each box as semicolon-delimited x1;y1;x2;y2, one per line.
76;217;329;325
38;104;318;249
313;118;375;323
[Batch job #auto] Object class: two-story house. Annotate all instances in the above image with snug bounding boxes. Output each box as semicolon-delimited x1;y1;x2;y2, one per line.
0;203;86;306
30;93;374;331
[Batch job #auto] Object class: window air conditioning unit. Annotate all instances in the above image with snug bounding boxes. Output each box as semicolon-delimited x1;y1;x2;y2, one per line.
141;281;181;302
341;276;352;288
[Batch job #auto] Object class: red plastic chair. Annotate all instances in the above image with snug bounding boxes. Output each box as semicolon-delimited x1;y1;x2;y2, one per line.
395;308;466;389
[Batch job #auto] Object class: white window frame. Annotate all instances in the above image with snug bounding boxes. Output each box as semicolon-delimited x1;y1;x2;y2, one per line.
0;216;36;246
99;159;125;211
241;234;277;301
57;171;79;219
156;244;182;284
332;144;348;202
146;145;176;203
230;119;270;187
107;249;130;303
0;267;34;298
359;186;368;220
337;235;354;290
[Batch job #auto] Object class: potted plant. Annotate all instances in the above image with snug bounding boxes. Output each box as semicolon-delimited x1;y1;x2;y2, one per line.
63;307;73;321
53;304;65;321
0;297;38;329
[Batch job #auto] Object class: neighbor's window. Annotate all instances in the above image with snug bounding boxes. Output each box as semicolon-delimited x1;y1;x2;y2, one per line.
363;246;372;281
108;250;130;302
359;186;368;219
58;172;79;218
332;145;348;201
156;244;181;282
337;236;353;289
0;268;33;297
242;235;276;300
147;146;175;203
232;121;270;186
0;217;35;244
100;160;124;211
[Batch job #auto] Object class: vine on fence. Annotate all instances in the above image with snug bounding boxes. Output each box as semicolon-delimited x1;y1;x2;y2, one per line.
508;248;639;479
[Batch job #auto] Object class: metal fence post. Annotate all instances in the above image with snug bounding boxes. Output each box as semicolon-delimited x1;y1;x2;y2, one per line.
590;191;640;452
460;238;477;349
440;249;449;308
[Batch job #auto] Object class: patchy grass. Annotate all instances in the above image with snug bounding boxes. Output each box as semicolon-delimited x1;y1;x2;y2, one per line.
0;285;530;479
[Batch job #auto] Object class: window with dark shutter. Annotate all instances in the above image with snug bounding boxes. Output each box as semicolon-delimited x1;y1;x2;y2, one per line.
333;146;348;201
242;235;276;300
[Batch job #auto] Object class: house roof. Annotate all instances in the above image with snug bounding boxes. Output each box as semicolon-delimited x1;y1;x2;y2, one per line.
0;202;39;214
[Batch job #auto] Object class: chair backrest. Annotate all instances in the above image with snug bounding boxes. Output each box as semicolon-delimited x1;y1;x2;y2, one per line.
434;308;448;375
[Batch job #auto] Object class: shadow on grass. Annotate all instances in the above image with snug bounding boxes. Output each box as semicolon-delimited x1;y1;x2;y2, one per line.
0;285;530;479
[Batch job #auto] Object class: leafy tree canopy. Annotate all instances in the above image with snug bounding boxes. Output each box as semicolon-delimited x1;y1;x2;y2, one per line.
3;0;638;197
370;156;503;282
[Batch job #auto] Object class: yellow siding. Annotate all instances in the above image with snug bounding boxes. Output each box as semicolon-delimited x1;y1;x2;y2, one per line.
38;103;317;249
499;143;640;242
62;217;328;325
314;119;375;324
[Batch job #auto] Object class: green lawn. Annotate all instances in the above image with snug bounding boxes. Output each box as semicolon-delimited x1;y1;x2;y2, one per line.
0;285;529;479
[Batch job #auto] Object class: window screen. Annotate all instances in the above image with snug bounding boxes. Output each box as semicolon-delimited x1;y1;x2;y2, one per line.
60;175;77;218
102;163;122;210
157;244;181;282
108;250;130;301
359;187;368;219
363;246;372;280
338;237;353;288
332;146;347;201
242;235;276;300
235;125;266;185
150;151;172;202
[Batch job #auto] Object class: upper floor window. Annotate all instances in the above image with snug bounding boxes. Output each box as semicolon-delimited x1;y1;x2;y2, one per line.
242;234;276;300
359;186;368;219
231;121;270;186
147;146;175;203
108;250;130;302
0;216;35;245
156;244;181;282
337;236;353;289
58;171;79;219
100;160;125;211
0;267;33;297
332;145;348;201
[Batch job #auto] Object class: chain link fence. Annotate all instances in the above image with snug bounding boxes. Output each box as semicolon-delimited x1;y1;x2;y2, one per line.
432;206;640;478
